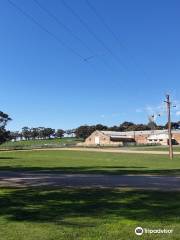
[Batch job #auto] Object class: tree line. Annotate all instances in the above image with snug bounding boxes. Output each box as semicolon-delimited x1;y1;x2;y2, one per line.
0;110;180;143
10;127;67;141
0;111;11;144
7;121;180;141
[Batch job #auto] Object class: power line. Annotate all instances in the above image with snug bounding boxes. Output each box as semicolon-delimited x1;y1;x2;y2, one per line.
61;0;128;71
33;0;95;55
86;0;125;49
85;0;150;79
7;0;85;60
8;0;115;77
33;0;117;73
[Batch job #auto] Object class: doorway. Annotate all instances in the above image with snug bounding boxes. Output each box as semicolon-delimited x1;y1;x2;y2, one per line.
95;137;100;145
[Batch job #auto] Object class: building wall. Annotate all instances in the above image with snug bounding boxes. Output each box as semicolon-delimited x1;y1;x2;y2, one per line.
147;138;168;145
81;130;180;147
172;133;180;144
135;134;149;144
84;131;123;146
133;132;180;145
136;133;180;145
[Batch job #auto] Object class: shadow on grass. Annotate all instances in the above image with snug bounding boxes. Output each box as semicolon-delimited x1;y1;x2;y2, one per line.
0;188;179;226
0;165;180;175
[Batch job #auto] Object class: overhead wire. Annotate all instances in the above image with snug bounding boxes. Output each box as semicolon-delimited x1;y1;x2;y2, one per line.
7;0;86;60
85;0;150;79
33;0;94;55
60;0;128;71
86;0;126;49
32;0;114;73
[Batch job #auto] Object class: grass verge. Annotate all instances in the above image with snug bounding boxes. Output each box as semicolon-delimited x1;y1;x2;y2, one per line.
0;187;179;240
0;138;82;150
0;150;180;175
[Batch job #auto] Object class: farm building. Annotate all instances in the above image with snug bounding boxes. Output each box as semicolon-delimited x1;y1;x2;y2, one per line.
147;133;169;145
80;130;180;146
83;130;135;147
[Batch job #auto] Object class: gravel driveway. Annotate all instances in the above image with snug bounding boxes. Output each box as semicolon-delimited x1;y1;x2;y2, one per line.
0;171;180;190
1;147;180;155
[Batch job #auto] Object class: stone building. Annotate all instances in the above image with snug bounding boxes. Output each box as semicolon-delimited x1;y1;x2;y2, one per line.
83;130;135;147
81;129;180;146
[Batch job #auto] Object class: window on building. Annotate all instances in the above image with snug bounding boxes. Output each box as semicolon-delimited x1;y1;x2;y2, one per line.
89;138;91;141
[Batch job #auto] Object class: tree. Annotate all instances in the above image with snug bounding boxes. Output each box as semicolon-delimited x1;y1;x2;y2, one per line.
0;128;11;144
30;128;39;139
119;122;136;131
43;128;55;139
0;111;11;144
147;121;157;130
134;124;150;131
37;127;45;139
10;131;19;141
75;125;95;139
0;111;11;127
56;129;65;138
22;127;31;140
95;124;108;131
108;125;120;131
156;125;165;130
165;122;180;130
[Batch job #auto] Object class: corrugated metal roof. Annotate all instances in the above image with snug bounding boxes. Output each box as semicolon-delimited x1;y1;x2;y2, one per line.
101;129;180;137
110;135;134;139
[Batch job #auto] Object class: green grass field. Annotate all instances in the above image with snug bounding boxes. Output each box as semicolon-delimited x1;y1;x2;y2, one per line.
127;145;180;152
0;138;81;150
0;150;180;239
0;150;179;175
0;187;179;240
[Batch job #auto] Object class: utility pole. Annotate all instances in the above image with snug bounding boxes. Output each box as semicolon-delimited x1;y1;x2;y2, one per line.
165;94;173;159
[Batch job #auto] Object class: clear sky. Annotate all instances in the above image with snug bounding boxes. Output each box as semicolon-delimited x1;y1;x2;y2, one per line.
0;0;180;131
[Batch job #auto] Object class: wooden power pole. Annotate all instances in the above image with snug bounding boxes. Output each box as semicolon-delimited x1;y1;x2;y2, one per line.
165;94;173;159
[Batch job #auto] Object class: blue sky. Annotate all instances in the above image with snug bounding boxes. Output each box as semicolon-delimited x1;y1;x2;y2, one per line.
0;0;180;131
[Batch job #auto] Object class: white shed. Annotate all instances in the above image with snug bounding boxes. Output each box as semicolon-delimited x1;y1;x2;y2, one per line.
147;133;169;145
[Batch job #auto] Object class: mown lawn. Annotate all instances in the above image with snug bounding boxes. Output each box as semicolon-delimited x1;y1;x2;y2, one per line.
0;150;179;175
0;187;179;240
0;138;81;150
0;150;180;239
128;145;180;152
